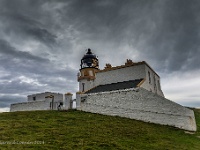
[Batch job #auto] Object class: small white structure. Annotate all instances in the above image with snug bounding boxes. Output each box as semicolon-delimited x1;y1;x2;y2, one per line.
10;92;65;112
64;93;74;110
77;49;197;131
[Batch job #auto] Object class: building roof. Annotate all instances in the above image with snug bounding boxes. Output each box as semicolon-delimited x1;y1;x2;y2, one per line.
85;79;143;94
97;60;160;77
27;92;62;97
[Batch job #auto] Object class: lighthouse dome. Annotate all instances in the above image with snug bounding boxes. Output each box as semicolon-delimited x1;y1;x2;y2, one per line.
81;49;99;69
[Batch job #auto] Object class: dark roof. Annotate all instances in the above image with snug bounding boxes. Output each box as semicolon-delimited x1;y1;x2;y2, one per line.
85;79;143;94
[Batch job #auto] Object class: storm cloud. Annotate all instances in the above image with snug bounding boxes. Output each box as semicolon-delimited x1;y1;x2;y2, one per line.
0;0;200;111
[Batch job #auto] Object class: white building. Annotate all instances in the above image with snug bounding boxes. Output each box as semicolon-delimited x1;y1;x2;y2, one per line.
10;92;64;112
76;49;196;131
78;49;164;97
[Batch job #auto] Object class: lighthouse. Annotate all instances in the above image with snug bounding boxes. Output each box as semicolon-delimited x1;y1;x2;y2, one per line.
77;49;99;92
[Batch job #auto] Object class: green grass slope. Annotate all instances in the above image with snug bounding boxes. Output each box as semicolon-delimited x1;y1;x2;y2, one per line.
0;109;200;150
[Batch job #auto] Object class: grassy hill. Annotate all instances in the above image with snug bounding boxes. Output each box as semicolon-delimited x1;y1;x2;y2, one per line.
0;109;200;150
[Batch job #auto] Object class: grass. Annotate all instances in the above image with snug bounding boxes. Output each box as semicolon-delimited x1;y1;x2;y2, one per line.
0;109;200;150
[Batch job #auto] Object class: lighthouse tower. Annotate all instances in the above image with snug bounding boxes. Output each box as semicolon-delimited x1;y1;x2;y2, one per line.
77;49;99;92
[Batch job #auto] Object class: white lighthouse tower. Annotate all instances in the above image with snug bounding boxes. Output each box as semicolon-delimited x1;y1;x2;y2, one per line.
77;49;99;92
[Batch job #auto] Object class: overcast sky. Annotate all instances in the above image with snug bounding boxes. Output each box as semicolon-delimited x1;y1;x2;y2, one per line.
0;0;200;112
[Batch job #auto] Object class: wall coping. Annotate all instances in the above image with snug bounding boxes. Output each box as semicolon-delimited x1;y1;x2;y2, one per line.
84;87;139;96
11;100;46;105
97;61;160;77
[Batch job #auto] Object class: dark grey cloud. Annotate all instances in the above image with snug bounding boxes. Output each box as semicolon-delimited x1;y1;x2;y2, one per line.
0;39;49;62
0;0;200;110
0;37;76;109
1;14;57;47
138;0;200;72
0;0;57;48
55;0;200;72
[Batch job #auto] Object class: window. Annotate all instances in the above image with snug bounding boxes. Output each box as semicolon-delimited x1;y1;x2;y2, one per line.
148;71;151;84
154;75;156;87
154;75;157;92
158;80;161;90
33;96;36;101
82;83;85;92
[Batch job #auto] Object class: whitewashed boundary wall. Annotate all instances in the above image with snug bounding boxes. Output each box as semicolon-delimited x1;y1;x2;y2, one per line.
10;93;74;112
77;88;196;131
10;101;51;112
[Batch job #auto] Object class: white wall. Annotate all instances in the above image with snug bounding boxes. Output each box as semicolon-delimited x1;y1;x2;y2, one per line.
10;99;64;112
77;88;196;131
79;79;95;92
10;101;50;112
94;64;146;86
11;93;64;112
141;65;164;97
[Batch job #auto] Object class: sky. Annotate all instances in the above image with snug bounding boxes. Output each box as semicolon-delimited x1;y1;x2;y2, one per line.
0;0;200;112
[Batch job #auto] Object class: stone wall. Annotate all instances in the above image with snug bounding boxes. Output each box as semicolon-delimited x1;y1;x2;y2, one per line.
77;88;196;131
